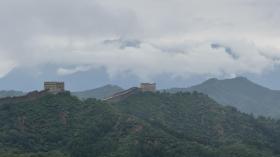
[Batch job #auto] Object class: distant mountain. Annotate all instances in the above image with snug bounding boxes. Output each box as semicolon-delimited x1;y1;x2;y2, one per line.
1;91;280;156
72;84;124;100
0;90;25;98
166;77;280;118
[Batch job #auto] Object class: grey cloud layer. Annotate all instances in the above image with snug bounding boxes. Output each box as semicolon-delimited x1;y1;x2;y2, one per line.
0;0;280;80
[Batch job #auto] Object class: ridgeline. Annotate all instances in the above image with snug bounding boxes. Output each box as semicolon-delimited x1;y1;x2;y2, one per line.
166;77;280;118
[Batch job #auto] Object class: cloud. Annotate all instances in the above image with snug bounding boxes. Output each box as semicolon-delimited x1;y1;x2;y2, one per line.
34;37;276;80
0;0;280;80
57;66;91;76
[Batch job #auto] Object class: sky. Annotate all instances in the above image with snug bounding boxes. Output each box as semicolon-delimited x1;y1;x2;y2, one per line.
1;0;280;91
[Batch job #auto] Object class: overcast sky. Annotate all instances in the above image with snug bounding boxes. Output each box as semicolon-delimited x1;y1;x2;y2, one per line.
0;0;280;91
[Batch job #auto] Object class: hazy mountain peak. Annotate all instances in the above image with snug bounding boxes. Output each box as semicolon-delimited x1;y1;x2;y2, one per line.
203;78;219;84
0;90;25;98
101;84;122;89
72;84;123;100
166;77;280;118
234;76;248;80
202;77;261;89
204;77;249;83
225;76;251;82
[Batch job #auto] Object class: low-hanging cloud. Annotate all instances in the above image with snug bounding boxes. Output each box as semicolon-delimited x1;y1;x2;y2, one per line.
57;66;91;76
0;0;280;80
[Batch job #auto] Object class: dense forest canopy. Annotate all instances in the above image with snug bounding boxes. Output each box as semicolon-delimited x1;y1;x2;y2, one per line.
0;91;280;157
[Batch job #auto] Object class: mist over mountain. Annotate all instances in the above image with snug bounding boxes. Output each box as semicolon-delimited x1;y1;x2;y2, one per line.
2;76;280;119
1;0;280;156
0;90;25;98
166;77;280;118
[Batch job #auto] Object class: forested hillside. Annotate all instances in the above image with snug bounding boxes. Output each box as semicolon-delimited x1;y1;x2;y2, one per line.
0;91;280;157
167;77;280;118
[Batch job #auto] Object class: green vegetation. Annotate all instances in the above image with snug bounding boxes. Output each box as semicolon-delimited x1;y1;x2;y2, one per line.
167;77;280;118
0;91;280;156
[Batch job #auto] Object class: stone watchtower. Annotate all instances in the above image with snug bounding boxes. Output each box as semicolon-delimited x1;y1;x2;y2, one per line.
140;83;156;92
44;82;65;93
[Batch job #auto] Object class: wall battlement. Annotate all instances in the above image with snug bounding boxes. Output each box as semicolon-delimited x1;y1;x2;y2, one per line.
0;90;49;105
44;82;65;93
140;83;156;92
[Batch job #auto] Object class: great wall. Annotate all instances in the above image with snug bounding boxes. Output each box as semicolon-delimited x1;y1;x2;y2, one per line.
0;90;49;105
0;81;65;104
0;82;157;104
103;83;156;103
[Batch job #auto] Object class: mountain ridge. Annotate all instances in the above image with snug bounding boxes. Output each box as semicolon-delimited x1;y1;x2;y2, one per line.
166;77;280;118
